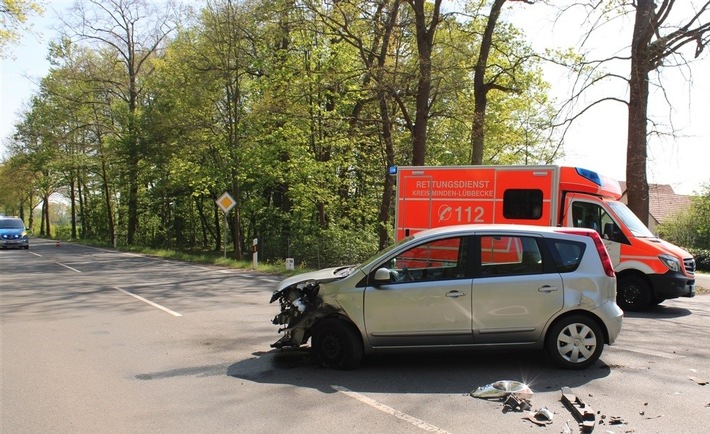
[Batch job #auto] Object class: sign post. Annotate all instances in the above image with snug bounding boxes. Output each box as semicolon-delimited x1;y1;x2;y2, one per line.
252;238;258;269
216;192;237;259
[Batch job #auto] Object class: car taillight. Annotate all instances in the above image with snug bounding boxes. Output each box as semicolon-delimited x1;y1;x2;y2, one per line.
555;229;616;277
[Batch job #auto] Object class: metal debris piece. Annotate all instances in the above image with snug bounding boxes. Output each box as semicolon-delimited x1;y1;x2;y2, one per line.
526;407;554;426
471;380;533;400
608;416;625;425
561;386;595;433
503;394;531;412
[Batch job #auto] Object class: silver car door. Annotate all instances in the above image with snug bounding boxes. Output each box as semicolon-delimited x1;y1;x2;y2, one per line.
472;234;564;344
364;236;474;347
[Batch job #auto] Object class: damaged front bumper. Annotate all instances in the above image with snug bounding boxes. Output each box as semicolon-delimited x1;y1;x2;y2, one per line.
269;281;322;349
269;265;358;350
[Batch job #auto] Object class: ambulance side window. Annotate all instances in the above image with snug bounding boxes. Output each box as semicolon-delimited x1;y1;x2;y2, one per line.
572;202;606;235
572;202;614;237
503;189;543;219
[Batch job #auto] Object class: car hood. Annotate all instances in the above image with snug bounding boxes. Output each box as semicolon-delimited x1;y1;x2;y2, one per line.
639;236;692;259
274;266;353;292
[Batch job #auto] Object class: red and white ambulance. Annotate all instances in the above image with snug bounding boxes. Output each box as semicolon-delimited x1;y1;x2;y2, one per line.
394;165;696;311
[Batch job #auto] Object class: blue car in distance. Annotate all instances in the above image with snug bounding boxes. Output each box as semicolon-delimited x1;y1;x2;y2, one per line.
0;217;30;249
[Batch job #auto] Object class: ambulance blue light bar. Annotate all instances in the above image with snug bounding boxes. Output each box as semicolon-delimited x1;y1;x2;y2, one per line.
575;167;602;186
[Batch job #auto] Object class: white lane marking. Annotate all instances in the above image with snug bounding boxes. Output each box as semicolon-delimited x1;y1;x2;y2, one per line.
56;262;82;273
114;286;183;317
29;251;42;257
330;385;451;434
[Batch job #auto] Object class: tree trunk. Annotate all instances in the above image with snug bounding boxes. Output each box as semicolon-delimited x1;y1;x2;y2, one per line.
42;192;51;237
626;0;655;225
213;200;222;252
471;0;506;165
99;149;116;247
408;0;442;166
69;170;77;239
376;0;401;249
378;95;397;250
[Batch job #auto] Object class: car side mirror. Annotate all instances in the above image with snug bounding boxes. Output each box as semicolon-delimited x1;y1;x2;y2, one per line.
603;222;624;242
373;268;392;285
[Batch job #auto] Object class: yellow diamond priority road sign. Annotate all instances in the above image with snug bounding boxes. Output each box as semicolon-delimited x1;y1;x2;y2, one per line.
216;192;236;214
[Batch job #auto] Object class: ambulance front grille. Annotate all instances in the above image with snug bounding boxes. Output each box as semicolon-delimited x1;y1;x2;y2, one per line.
684;257;696;275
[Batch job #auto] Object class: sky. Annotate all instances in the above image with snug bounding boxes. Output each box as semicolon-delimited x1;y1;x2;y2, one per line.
1;1;708;195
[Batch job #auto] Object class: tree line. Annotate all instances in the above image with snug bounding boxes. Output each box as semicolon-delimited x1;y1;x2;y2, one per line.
1;0;708;267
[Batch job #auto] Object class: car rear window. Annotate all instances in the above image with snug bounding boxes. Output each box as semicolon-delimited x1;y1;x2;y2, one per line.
545;239;586;273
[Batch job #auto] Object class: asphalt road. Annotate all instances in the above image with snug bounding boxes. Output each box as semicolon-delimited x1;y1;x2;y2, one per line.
2;239;709;433
695;271;710;292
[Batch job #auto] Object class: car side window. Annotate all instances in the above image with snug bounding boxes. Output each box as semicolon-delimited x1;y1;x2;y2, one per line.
545;239;586;273
385;236;467;283
479;235;543;277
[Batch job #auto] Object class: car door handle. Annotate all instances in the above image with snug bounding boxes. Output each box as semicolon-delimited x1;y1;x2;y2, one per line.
538;285;558;293
445;290;466;298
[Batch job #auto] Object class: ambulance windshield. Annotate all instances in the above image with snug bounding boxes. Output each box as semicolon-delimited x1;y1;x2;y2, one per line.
608;202;655;238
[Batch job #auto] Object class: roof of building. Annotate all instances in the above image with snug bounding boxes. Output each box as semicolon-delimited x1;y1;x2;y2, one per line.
619;182;693;224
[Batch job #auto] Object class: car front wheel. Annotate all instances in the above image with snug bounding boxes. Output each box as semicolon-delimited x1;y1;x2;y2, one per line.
311;318;363;370
547;315;604;369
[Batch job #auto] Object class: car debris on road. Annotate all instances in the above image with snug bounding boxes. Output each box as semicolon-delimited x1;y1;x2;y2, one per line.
470;380;533;401
561;386;595;433
526;407;554;426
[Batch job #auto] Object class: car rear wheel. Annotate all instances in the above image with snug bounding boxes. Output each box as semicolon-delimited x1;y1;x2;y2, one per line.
617;275;651;311
547;315;604;369
311;318;363;370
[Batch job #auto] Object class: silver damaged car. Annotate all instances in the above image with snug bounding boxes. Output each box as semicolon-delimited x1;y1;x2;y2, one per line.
270;224;623;370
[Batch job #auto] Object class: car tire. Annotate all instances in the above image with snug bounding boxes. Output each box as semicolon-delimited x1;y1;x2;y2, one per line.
311;318;363;370
617;275;651;311
546;315;604;370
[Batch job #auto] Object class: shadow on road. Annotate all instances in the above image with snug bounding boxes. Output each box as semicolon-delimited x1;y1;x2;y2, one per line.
225;347;613;396
623;304;692;319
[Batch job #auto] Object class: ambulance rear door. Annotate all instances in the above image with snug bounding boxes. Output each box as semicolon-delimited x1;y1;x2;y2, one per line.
492;166;558;227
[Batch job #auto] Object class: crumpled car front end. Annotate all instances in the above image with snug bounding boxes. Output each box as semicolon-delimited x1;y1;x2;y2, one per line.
269;266;353;349
270;280;322;349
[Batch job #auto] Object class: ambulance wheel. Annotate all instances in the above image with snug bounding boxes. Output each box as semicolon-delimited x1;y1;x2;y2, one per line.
617;275;651;311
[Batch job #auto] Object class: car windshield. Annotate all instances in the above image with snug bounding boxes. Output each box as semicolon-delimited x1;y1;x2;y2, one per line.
607;202;654;238
358;235;414;268
0;219;25;229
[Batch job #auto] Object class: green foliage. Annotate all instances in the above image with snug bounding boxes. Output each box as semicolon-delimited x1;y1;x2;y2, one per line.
285;225;381;269
688;248;710;272
4;0;561;262
0;0;43;57
657;184;710;250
